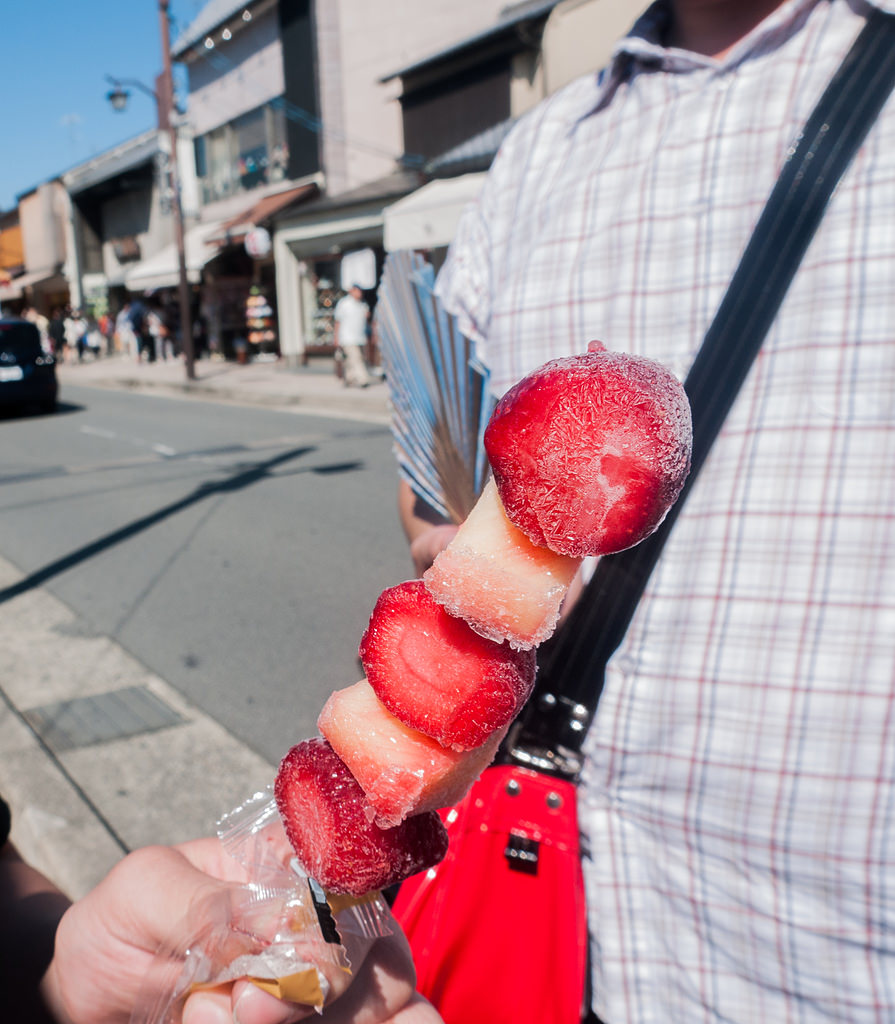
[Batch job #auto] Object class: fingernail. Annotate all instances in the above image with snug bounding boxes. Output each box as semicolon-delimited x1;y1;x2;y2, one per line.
182;996;232;1024
233;983;302;1024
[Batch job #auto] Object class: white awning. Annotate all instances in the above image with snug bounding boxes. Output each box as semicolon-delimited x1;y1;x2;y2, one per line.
383;173;486;252
0;268;65;302
125;220;226;293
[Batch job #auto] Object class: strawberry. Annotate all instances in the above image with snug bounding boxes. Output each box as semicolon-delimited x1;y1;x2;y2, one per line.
359;580;536;749
274;737;449;896
483;346;692;557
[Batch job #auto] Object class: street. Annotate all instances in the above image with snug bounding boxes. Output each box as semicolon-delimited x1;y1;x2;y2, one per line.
0;383;411;764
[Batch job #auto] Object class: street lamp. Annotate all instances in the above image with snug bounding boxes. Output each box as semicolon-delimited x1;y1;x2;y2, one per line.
105;75;160;112
106;84;130;112
106;0;195;381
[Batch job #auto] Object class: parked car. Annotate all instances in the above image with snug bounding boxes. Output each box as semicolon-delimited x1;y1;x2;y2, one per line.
0;317;58;413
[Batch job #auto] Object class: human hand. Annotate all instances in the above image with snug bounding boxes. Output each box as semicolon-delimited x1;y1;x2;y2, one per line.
42;838;443;1024
409;524;458;576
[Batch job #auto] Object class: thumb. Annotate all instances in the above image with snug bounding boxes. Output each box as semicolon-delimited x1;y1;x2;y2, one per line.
46;846;237;1024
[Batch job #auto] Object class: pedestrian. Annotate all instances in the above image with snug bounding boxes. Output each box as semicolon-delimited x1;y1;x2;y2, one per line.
85;315;104;359
98;310;114;356
146;306;162;363
115;302;137;361
47;309;65;358
63;310;87;363
400;1;895;1021
23;306;50;352
126;299;149;362
334;284;371;388
193;313;208;360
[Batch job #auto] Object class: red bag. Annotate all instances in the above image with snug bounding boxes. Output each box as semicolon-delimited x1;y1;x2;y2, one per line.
392;762;588;1024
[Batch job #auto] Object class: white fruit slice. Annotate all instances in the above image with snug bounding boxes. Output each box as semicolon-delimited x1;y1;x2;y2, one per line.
424;479;581;649
318;679;506;827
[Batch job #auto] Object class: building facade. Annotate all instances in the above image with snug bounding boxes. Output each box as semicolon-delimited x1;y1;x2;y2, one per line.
171;0;324;358
63;129;189;323
0;182;72;317
0;210;24;297
271;0;520;365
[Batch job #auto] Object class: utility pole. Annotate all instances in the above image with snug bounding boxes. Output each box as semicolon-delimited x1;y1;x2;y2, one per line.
158;0;196;380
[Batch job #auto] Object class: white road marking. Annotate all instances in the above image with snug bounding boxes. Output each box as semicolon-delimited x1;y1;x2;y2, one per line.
80;424;173;455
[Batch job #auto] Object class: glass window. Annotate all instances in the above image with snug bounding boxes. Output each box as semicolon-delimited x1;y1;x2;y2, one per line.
196;98;291;202
194;135;207;179
204;125;234;203
267;102;289;182
234;107;267;191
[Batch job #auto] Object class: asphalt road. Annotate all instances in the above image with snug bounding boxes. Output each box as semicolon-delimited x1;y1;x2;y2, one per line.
0;384;412;764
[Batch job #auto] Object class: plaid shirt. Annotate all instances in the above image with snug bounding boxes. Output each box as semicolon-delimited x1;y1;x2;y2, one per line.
437;0;895;1020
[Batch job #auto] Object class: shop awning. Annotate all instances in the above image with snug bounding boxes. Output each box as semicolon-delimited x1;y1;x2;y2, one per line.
383;173;486;252
0;268;66;302
207;182;319;247
124;220;227;293
275;169;421;247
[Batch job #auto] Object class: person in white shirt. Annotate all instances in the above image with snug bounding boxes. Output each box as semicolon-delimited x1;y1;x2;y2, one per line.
115;304;137;361
334;284;371;387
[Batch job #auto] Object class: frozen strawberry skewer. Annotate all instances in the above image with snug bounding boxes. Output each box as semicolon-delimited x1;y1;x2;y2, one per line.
275;344;691;896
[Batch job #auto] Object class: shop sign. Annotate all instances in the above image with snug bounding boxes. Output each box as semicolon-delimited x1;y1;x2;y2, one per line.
244;226;272;259
340;248;377;290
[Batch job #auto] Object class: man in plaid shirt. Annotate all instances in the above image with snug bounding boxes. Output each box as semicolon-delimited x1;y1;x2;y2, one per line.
400;0;895;1020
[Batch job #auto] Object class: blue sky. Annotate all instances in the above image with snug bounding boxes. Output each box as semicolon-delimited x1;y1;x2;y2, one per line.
0;0;204;210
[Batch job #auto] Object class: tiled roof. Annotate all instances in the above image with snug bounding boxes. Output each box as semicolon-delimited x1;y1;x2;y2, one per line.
273;169;423;223
381;0;559;82
62;130;160;195
426;117;516;177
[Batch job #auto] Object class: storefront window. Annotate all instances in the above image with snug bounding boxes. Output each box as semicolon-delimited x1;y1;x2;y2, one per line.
234;108;267;191
299;259;344;357
267;103;289;183
197;100;292;204
204;125;234;203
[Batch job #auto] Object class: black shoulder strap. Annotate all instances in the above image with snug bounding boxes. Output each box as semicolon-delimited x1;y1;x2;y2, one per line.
512;9;895;773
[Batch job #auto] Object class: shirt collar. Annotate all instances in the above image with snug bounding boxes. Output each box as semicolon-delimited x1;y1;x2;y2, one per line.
571;0;895;123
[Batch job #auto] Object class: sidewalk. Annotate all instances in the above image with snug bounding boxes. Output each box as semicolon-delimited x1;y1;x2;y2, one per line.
0;550;275;900
56;351;392;424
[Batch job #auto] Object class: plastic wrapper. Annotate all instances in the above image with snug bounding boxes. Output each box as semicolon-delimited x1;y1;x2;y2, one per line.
130;789;393;1024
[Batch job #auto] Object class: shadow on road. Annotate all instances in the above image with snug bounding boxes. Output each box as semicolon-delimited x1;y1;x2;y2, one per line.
0;446;316;606
0;400;84;421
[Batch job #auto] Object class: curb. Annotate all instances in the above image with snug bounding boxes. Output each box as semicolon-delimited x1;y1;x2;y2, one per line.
56;361;393;425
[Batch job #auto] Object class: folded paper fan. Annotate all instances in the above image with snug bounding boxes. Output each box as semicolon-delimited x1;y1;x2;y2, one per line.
374;250;495;524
